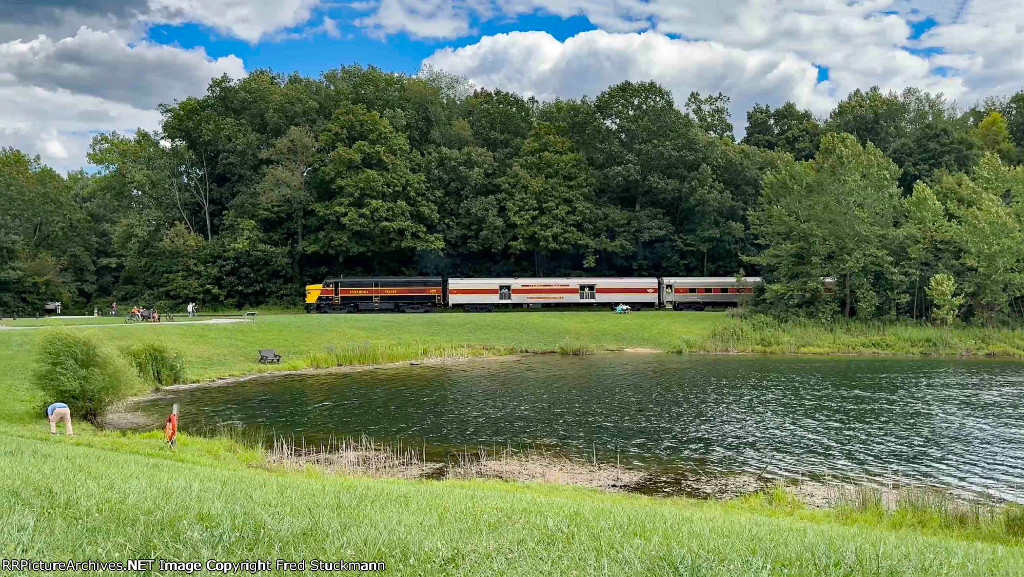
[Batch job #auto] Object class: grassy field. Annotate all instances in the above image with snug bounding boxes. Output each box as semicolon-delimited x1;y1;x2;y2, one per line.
2;311;1024;575
3;432;1022;576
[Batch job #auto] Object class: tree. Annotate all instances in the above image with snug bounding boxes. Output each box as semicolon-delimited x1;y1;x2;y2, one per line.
258;126;317;283
902;183;960;319
502;124;597;275
309;104;443;273
749;133;903;318
926;273;963;326
889;120;980;193
461;89;534;163
742;102;820;161
1000;91;1024;152
685;92;733;140
593;81;692;271
973;111;1017;163
826;87;908;153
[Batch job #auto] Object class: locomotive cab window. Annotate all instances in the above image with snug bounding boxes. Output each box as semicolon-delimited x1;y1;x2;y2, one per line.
499;285;512;301
579;284;596;300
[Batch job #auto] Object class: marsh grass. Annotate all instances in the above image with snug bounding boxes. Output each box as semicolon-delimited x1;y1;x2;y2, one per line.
301;342;518;369
827;484;1023;544
683;314;1024;356
268;434;644;491
556;338;598;355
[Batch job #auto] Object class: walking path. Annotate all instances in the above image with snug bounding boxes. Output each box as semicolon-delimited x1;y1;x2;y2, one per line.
0;318;247;330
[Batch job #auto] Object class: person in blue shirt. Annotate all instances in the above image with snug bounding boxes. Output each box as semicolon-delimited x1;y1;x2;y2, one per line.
46;402;73;436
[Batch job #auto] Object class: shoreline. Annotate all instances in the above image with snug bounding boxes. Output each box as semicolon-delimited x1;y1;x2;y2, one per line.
264;436;1009;510
122;345;1024;402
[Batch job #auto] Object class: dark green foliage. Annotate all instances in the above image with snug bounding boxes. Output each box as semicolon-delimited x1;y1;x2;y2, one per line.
742;102;820;160
124;343;186;387
4;67;1024;320
33;331;144;422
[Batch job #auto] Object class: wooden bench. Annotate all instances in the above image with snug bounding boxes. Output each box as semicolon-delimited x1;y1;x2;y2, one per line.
258;349;281;364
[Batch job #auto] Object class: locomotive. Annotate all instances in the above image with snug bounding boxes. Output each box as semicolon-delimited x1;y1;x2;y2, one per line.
305;276;760;313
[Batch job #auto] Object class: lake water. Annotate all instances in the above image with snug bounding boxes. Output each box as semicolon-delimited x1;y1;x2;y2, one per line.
135;354;1024;501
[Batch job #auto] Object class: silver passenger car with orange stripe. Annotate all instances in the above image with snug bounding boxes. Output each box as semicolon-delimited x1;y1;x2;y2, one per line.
447;277;659;312
660;277;761;311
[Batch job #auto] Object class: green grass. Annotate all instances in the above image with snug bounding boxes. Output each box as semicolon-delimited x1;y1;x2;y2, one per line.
3;433;1022;576
3;311;1024;575
0;316;127;327
682;315;1024;357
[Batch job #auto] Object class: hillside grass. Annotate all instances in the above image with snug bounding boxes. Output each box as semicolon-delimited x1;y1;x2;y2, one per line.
3;311;1024;575
3;433;1022;576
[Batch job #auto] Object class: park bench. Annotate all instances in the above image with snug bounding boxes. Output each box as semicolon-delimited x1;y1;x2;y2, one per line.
258;349;281;364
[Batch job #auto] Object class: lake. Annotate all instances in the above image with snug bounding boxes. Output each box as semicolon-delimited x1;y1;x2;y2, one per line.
135;353;1024;501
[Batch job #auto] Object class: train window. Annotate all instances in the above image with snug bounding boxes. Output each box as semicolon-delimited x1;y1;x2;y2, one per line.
499;285;512;301
579;284;596;300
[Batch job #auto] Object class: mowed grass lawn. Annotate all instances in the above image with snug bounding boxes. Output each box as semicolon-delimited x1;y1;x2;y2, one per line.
3;312;1024;575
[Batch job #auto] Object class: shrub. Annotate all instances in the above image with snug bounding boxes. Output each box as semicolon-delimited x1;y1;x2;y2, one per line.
34;331;145;423
124;342;187;387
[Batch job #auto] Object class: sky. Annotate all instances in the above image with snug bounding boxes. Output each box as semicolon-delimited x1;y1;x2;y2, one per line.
1;0;1022;172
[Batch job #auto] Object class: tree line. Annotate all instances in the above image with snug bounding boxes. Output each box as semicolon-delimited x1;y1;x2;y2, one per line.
4;65;1024;323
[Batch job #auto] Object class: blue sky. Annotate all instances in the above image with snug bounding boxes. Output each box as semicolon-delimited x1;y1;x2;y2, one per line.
1;0;1020;171
145;12;600;78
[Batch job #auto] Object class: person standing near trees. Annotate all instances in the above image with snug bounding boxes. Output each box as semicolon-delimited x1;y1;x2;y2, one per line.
46;402;73;436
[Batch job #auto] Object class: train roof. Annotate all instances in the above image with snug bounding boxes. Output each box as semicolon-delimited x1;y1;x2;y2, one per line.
447;277;658;282
322;276;442;283
661;276;761;282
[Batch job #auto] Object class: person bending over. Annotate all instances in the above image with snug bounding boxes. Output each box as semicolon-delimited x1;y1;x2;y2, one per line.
47;402;73;436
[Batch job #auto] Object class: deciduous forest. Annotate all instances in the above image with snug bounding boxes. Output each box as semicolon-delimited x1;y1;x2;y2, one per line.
5;66;1024;323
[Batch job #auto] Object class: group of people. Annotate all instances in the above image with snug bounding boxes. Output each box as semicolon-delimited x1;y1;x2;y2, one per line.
109;301;198;320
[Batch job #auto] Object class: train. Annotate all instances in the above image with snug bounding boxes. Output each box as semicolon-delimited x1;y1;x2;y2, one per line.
304;276;760;313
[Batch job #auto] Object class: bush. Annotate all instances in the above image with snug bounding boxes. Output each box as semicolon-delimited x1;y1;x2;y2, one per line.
124;342;186;387
34;331;145;422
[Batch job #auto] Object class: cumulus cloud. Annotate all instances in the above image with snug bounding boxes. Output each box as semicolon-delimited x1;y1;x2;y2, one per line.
0;27;245;171
0;0;324;44
919;0;1024;101
146;0;323;43
380;0;1024;113
425;30;833;125
0;27;244;108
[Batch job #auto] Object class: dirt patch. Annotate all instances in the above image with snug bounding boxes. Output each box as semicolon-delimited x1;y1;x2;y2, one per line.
621;348;663;353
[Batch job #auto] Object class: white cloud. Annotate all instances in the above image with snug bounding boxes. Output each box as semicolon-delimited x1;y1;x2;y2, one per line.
145;0;324;43
0;84;161;171
919;0;1024;101
0;27;245;109
0;0;325;44
354;0;489;39
379;0;1024;114
0;27;245;171
424;29;836;127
